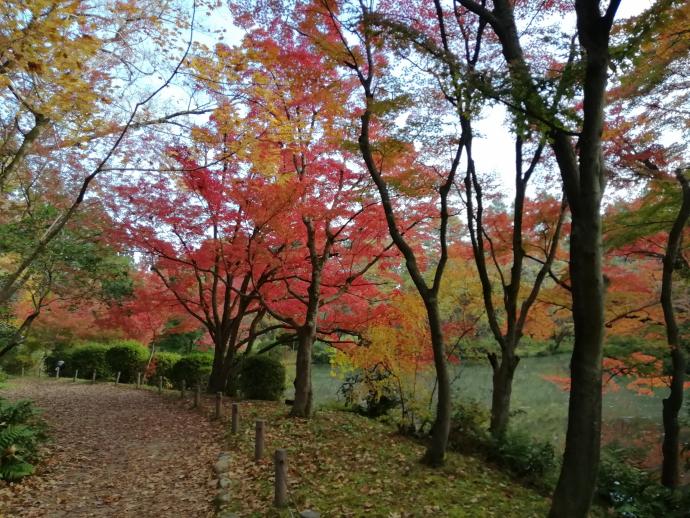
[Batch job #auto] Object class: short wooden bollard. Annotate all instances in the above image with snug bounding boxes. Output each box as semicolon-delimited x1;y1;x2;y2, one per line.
56;367;60;379
73;370;79;382
273;449;288;508
255;420;265;461
180;380;186;399
158;376;163;394
92;370;97;383
136;372;141;389
193;385;200;408
21;367;24;377
115;371;121;384
214;392;222;419
231;403;240;434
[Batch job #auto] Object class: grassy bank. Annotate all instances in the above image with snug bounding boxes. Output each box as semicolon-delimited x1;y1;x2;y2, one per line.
223;400;549;517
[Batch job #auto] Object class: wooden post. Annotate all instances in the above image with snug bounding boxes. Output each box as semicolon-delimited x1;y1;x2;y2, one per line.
21;367;24;377
73;370;78;382
115;371;121;384
215;392;222;419
231;403;240;434
255;420;265;462
92;369;97;383
136;372;141;388
273;449;288;508
158;376;163;395
181;379;186;399
193;384;200;408
56;366;60;379
38;367;41;378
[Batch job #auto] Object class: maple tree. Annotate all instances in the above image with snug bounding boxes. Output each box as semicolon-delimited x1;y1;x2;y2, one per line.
111;143;279;394
266;0;470;463
334;247;483;432
188;26;396;415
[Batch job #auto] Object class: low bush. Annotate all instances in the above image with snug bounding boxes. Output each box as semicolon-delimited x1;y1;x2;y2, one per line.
448;400;556;485
488;432;556;482
170;353;213;389
0;353;35;375
238;355;285;401
0;398;48;481
105;341;148;383
338;366;400;418
448;399;491;455
70;343;111;379
596;445;690;518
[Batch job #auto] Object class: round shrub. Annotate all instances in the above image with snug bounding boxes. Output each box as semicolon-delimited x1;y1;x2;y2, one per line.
238;355;286;401
105;341;148;383
70;343;111;379
0;352;35;375
170;353;213;389
150;352;181;384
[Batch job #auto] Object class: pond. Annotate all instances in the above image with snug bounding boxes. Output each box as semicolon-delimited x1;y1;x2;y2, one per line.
287;354;687;454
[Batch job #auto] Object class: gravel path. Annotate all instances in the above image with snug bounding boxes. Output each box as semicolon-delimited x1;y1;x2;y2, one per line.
0;378;223;517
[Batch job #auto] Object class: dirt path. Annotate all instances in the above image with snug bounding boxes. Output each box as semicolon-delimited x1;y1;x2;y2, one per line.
0;378;223;517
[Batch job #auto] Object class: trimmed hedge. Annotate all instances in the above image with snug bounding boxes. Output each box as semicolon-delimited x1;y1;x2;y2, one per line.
70;343;111;379
105;341;148;383
238;355;285;401
170;353;213;389
150;352;182;384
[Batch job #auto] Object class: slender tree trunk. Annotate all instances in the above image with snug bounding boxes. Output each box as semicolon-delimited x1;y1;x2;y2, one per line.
660;169;690;488
290;326;314;417
662;348;686;487
549;207;605;518
489;351;519;438
421;297;451;467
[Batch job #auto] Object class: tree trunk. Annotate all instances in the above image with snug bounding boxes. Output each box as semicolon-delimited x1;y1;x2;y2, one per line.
290;327;314;418
549;209;605;518
662;347;686;487
659;169;690;488
208;337;227;394
421;297;451;467
489;352;519;438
